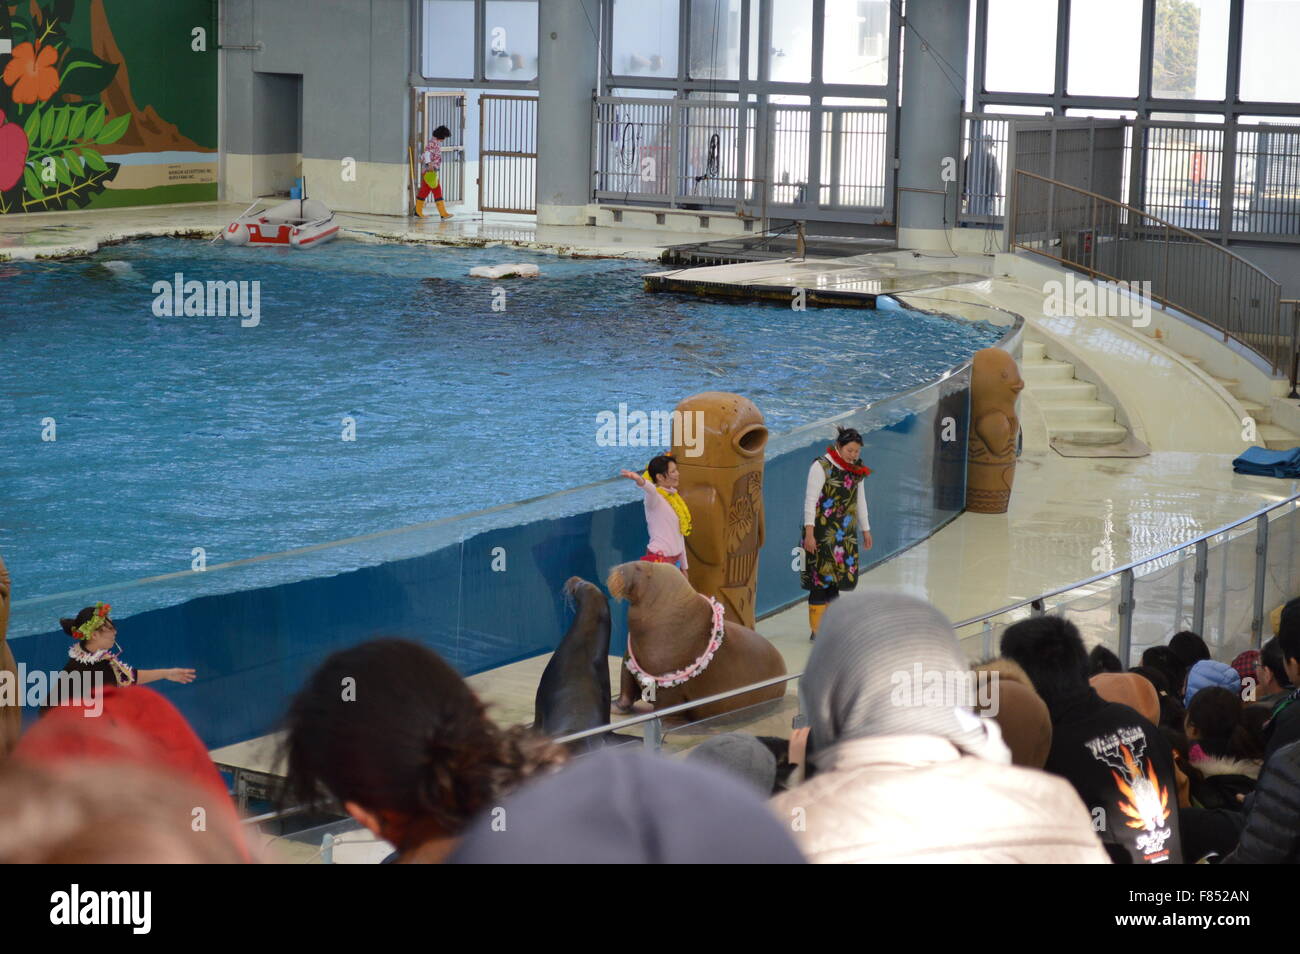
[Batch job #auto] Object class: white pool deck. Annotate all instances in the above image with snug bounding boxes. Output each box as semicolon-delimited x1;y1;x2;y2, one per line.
6;202;1298;781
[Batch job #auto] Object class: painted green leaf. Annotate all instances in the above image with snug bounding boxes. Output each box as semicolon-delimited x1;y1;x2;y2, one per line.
85;106;107;140
65;149;84;177
23;166;43;200
68;105;89;141
80;148;107;172
54;156;72;187
96;114;131;146
51;107;71;146
58;48;120;99
40;108;56;146
23;108;41;143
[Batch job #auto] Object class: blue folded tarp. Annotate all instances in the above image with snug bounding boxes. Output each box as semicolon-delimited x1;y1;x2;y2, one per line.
1232;445;1300;478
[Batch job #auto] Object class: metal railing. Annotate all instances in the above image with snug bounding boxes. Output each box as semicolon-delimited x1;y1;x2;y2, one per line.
1284;299;1300;397
554;491;1300;751
1009;169;1288;375
480;94;538;214
592;96;893;224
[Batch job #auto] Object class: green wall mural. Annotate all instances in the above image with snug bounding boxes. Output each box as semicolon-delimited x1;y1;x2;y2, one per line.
0;0;217;214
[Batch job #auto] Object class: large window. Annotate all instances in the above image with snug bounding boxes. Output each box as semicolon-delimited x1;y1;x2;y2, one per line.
822;0;890;87
612;0;680;77
769;0;813;84
423;0;475;79
689;0;742;80
483;2;538;81
984;0;1055;94
1151;0;1229;101
1066;0;1142;97
1240;0;1300;103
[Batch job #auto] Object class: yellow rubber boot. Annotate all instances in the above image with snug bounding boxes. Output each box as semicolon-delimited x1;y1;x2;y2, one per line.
808;602;827;640
436;199;452;219
415;199;425;218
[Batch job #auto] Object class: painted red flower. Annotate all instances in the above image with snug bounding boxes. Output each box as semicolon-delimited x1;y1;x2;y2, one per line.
3;42;60;104
0;110;30;192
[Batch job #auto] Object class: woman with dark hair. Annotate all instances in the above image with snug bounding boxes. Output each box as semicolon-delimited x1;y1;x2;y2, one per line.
800;425;873;640
415;124;453;219
1169;630;1211;670
55;603;195;702
282;638;566;863
1187;688;1259;801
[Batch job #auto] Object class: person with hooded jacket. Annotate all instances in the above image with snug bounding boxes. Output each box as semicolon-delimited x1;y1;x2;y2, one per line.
1223;740;1300;864
768;589;1110;864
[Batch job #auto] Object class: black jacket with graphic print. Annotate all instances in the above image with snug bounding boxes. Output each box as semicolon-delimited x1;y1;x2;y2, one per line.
1043;688;1184;865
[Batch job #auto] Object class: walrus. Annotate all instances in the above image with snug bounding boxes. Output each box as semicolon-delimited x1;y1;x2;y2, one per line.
966;347;1023;514
533;577;617;751
608;560;787;721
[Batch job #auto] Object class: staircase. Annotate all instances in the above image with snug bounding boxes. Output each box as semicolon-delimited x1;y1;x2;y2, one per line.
1020;339;1129;445
1136;336;1300;451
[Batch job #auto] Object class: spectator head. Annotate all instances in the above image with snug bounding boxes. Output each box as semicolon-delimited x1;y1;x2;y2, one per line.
0;760;250;863
1169;631;1212;669
685;733;778;796
1091;672;1160;725
1088;644;1123;675
1130;665;1188;730
1280;597;1300;686
1241;704;1270;755
448;751;806;864
282;639;565;860
1184;686;1262;762
1141;645;1189;697
1259;637;1292;696
1230;650;1260;691
804;589;1007;762
1183;659;1242;708
999;614;1090;712
972;658;1052;768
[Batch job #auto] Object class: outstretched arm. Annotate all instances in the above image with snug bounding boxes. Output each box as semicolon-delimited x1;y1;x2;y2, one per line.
136;668;197;686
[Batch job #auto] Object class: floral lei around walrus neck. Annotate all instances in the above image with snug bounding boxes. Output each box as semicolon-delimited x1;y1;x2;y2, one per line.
624;596;725;703
642;469;692;537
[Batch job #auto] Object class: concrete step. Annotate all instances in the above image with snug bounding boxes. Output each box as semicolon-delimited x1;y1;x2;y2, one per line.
1259;423;1300;451
1052;423;1131;444
1211;376;1240;394
1028;379;1099;402
1022;340;1047;362
1021;360;1076;383
1238;400;1273;425
1042;402;1120;426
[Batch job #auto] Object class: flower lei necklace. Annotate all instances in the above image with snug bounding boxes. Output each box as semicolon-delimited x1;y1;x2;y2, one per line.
67;643;136;687
624;596;725;703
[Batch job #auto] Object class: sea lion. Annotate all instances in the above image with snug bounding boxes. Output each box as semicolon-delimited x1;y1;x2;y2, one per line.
608;560;786;721
966;347;1023;514
533;577;614;751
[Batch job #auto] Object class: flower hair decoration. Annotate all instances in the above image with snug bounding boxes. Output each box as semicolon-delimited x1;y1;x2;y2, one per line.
72;602;113;640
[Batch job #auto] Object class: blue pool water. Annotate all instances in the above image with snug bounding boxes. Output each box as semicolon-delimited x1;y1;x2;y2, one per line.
0;237;1000;611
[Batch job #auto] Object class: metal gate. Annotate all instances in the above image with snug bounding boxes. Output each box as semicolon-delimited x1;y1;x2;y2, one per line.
766;104;894;223
479;94;537;214
410;90;466;210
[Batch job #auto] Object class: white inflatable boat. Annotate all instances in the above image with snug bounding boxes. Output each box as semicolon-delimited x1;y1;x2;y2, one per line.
223;197;339;248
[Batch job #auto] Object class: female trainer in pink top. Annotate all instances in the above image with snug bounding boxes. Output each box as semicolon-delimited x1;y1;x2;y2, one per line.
619;454;688;572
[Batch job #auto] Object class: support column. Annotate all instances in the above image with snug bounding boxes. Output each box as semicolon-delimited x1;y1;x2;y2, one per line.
896;0;969;250
536;0;599;226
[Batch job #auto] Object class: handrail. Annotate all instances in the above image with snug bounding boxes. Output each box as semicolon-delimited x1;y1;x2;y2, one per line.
1284;299;1300;397
554;490;1300;747
1009;168;1286;374
1012;169;1275;285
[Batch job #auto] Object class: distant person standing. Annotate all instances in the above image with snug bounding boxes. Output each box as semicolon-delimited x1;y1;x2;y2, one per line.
801;426;873;640
416;125;453;219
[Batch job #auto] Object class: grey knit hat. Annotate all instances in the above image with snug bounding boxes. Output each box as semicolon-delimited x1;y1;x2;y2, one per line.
685;733;778;796
802;588;1009;766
